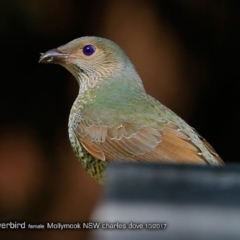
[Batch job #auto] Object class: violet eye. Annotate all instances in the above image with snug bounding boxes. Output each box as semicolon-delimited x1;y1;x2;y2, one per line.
83;45;95;56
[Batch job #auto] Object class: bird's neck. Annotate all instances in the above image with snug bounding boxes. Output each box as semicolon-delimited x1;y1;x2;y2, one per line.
72;67;145;114
77;72;100;96
76;59;145;97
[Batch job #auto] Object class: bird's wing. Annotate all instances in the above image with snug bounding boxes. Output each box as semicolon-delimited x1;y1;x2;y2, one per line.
190;128;224;164
138;122;223;164
78;121;161;161
76;117;218;164
74;78;223;165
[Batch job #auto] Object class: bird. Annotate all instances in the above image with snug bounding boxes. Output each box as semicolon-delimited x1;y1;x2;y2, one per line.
39;36;224;184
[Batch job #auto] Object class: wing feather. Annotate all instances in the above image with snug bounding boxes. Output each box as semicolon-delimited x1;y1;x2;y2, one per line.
75;113;222;165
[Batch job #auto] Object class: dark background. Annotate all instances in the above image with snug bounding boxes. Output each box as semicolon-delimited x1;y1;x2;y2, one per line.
0;1;239;239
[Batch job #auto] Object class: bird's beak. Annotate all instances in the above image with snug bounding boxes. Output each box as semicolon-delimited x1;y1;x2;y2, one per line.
39;48;69;64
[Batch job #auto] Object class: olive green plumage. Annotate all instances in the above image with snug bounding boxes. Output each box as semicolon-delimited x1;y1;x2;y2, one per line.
39;36;224;184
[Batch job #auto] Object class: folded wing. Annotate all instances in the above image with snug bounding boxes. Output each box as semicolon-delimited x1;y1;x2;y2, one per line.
76;119;223;164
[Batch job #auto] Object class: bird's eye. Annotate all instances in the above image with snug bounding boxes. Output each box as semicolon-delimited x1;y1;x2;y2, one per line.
83;45;95;56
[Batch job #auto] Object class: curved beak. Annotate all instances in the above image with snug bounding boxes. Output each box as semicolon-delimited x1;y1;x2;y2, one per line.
39;48;69;64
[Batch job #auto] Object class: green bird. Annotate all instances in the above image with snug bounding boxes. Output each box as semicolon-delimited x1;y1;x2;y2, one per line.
39;36;224;184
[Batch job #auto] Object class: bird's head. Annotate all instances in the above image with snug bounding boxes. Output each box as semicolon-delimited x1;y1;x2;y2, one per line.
39;37;136;88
